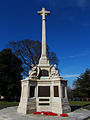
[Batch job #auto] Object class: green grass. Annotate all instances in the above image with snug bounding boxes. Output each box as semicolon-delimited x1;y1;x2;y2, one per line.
69;101;90;111
0;101;19;110
69;101;90;106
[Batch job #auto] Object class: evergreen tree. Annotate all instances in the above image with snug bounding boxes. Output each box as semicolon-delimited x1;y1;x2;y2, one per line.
73;69;90;98
0;49;23;101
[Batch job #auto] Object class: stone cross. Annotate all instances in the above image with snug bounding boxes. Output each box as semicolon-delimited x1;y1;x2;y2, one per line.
38;8;50;57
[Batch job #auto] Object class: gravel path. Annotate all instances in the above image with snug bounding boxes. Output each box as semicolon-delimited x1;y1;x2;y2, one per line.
0;106;90;120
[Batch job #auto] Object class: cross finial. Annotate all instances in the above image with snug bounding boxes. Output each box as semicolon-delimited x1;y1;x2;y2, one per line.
38;8;50;20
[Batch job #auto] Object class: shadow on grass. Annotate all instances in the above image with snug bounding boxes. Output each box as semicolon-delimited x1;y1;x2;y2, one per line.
71;104;90;112
70;105;81;111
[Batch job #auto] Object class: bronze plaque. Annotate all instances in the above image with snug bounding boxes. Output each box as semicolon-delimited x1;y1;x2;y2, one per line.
30;86;35;97
54;86;59;97
38;86;50;97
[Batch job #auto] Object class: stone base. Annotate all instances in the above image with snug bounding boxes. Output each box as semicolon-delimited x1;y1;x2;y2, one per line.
17;101;28;114
17;98;36;114
62;98;71;113
37;97;63;114
27;98;36;114
38;55;50;67
17;97;71;114
17;66;71;115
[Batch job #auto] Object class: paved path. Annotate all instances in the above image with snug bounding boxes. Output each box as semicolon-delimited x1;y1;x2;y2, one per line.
0;106;90;120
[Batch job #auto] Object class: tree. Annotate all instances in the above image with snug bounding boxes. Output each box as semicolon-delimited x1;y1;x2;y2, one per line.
0;49;23;101
67;86;73;100
8;39;59;76
73;69;90;98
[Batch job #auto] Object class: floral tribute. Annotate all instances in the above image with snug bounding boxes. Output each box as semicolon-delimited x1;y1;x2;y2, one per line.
60;114;68;117
33;112;41;115
33;111;69;117
33;111;58;116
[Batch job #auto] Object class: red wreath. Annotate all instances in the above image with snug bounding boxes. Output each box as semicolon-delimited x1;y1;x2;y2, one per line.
33;111;58;116
60;114;68;117
33;112;41;114
43;112;57;116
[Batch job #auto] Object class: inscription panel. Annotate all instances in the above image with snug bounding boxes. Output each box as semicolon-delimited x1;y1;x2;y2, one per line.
40;70;49;76
38;86;50;97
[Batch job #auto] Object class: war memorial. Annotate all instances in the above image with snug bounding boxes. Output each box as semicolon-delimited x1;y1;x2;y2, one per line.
17;8;71;114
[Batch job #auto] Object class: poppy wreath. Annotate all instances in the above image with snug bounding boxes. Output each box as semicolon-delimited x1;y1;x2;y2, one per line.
43;112;57;116
60;114;68;117
33;111;58;116
33;112;41;115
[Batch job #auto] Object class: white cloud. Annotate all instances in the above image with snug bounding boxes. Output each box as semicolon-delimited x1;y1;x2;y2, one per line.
63;74;80;78
60;50;90;60
68;50;90;59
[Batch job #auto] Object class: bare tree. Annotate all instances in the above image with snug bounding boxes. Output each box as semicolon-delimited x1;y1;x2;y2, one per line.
8;39;59;76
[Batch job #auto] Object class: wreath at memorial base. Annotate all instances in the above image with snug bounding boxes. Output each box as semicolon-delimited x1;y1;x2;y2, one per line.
33;111;58;116
33;111;69;117
33;112;41;115
60;114;68;117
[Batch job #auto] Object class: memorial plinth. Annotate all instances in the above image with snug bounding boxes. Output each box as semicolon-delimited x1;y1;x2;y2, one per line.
17;8;71;114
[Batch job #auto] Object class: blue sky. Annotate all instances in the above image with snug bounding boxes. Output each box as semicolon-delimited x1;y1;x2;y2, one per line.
0;0;90;87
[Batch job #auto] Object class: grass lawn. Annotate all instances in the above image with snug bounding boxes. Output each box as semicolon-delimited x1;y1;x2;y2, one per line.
69;101;90;111
69;101;90;106
0;101;19;110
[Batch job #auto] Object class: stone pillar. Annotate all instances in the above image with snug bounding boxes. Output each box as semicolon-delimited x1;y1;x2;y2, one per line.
42;8;46;56
65;86;67;98
36;86;38;111
17;79;30;114
50;82;54;112
60;85;63;98
38;8;50;66
27;80;30;99
50;83;53;97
